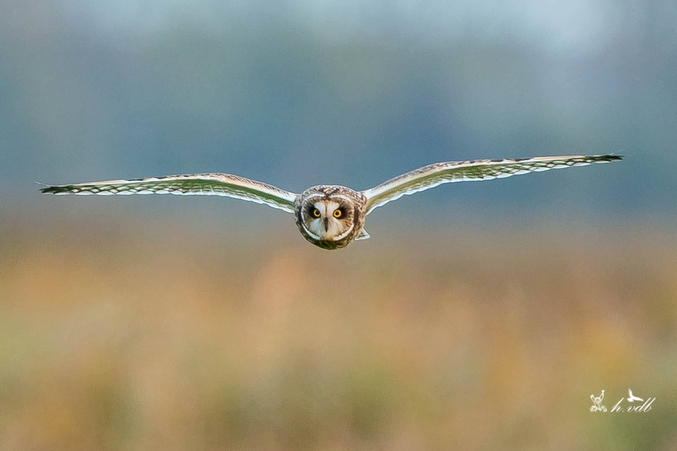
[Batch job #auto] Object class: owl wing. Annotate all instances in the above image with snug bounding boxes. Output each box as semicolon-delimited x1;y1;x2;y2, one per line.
40;173;298;213
361;154;622;214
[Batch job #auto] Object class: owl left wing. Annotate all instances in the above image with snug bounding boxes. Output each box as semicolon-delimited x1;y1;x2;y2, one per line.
361;154;622;215
40;173;298;213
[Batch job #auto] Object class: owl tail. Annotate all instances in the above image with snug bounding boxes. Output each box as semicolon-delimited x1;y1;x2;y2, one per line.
355;229;370;241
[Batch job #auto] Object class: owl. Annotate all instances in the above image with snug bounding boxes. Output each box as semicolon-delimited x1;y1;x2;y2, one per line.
41;154;621;250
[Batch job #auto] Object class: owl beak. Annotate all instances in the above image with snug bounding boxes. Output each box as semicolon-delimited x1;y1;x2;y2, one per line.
323;217;329;231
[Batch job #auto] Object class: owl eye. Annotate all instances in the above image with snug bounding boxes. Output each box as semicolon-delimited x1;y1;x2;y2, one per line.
312;208;321;218
333;209;343;218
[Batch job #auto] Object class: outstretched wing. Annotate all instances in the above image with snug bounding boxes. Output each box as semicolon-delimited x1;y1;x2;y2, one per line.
362;154;622;214
40;173;298;213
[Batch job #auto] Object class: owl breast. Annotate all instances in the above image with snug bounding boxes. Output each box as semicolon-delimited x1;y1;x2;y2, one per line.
294;185;367;250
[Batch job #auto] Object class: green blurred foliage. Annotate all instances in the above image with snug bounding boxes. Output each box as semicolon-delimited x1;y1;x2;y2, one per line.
1;217;675;450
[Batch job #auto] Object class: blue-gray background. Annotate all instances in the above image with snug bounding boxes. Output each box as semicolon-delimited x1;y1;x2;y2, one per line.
2;0;675;229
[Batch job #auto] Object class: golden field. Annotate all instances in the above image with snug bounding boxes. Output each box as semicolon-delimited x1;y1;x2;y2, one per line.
1;215;676;450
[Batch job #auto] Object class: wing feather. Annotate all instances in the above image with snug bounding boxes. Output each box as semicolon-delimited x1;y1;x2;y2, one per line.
40;173;298;213
362;154;622;214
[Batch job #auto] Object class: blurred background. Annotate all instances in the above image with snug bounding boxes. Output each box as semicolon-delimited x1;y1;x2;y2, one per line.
1;0;676;449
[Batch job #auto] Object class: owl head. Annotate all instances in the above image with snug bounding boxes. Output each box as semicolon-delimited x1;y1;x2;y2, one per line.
294;185;366;250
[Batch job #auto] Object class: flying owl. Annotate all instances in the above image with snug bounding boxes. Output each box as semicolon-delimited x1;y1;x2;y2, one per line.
41;154;621;250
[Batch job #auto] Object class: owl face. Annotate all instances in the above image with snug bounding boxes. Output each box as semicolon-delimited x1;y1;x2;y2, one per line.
305;199;353;240
294;186;367;250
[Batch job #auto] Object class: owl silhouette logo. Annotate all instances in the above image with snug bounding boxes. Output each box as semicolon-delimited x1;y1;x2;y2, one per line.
590;390;607;412
627;389;644;403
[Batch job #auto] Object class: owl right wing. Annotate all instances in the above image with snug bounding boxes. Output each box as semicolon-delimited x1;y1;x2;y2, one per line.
40;173;298;213
361;154;622;214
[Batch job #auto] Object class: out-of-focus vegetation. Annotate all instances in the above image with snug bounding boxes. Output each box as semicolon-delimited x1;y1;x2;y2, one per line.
1;216;676;450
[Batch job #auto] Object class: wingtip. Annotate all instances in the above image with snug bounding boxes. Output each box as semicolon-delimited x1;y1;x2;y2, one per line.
591;154;622;161
39;184;65;194
591;154;622;163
